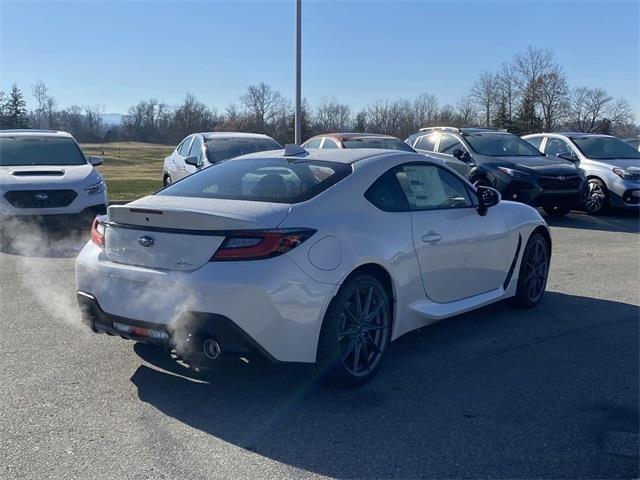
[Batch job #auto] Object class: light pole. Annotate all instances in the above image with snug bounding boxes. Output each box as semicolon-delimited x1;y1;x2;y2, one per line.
294;0;302;144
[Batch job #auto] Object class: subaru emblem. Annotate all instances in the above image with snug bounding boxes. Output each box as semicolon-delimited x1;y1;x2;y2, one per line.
138;236;155;248
35;193;49;201
556;176;566;181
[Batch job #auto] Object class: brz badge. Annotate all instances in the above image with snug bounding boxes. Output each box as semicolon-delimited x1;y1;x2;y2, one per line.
138;236;155;247
35;193;49;201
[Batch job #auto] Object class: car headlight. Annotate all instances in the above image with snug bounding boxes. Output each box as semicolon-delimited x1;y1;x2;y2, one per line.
85;180;105;195
612;167;640;181
497;167;530;178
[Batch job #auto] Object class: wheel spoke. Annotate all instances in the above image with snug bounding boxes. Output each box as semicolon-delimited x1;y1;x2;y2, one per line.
341;337;358;362
363;287;374;318
364;302;384;323
361;339;371;371
352;341;362;372
366;332;382;353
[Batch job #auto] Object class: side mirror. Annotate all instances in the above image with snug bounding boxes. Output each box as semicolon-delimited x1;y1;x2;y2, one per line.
557;152;578;163
88;156;103;166
453;149;473;163
184;155;200;167
477;186;501;216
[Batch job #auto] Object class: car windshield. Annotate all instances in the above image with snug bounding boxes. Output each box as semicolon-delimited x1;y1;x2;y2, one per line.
571;136;640;160
205;137;282;164
159;158;352;203
342;137;415;152
0;136;86;166
464;133;542;157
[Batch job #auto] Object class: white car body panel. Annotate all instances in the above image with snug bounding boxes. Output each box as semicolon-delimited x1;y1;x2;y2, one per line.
76;148;548;363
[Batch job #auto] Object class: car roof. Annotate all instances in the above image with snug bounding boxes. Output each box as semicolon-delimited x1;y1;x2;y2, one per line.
232;147;416;165
306;132;402;142
531;132;616;139
197;132;277;141
0;129;73;138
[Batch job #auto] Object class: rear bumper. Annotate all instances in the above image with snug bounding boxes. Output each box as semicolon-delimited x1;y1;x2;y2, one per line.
77;292;278;361
75;241;337;363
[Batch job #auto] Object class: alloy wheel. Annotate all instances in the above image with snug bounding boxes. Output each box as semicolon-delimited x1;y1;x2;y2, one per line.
585;181;605;213
522;237;549;303
338;283;390;378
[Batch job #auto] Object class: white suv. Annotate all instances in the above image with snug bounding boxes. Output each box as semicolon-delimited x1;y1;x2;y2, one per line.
0;130;108;224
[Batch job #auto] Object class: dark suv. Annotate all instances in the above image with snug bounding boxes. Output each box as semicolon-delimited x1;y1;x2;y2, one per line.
405;127;586;216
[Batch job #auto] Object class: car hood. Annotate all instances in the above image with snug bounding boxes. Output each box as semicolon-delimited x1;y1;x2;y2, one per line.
492;156;580;175
588;158;640;169
0;164;102;190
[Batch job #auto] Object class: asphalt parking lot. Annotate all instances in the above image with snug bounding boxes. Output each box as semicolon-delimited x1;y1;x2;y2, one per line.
1;211;638;479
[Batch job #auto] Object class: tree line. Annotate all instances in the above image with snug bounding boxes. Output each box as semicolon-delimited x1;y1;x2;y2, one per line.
0;47;636;145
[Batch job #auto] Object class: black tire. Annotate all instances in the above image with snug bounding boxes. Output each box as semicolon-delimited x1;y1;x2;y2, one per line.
584;178;609;215
473;177;492;188
163;175;172;187
315;273;392;386
543;205;571;217
512;232;550;309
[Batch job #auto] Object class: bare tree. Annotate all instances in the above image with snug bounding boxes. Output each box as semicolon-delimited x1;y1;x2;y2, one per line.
413;93;439;128
455;95;477;127
538;68;569;131
32;80;49;128
471;71;498;127
568;87;612;132
240;82;285;133
494;62;520;129
314;97;352;133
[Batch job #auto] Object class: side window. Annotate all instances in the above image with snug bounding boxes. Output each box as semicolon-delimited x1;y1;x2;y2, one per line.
364;170;409;212
525;136;543;150
321;138;339;149
305;138;322;149
178;137;193;157
414;133;437;151
189;136;203;160
395;164;473;210
437;133;464;155
545;138;575;159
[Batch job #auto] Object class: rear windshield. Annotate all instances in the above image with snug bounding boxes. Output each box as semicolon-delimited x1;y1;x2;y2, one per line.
205;137;282;164
464;133;542;157
159;158;352;203
571;136;640;160
342;138;415;152
0;136;86;166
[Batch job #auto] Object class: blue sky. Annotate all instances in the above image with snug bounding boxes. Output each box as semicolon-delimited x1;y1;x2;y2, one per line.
1;0;638;116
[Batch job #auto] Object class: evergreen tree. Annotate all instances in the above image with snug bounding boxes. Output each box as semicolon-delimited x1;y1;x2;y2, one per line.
5;84;28;129
0;90;6;128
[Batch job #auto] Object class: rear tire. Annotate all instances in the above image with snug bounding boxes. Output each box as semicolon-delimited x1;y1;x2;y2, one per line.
512;232;550;309
315;274;392;386
543;205;571;217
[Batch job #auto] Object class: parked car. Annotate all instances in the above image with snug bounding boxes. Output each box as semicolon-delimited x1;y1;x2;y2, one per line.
406;127;586;216
302;132;415;152
0;129;107;226
624;136;640;152
523;133;640;214
77;145;551;385
162;132;281;185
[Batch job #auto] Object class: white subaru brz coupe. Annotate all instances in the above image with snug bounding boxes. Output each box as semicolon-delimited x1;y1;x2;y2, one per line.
76;146;551;385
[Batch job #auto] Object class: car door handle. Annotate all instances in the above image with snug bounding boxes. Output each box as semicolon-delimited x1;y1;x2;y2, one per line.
422;232;442;244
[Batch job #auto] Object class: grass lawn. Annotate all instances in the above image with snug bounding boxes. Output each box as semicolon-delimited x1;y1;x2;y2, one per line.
80;142;173;201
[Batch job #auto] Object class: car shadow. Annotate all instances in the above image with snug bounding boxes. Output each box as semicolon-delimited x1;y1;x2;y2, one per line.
544;210;639;234
131;292;639;479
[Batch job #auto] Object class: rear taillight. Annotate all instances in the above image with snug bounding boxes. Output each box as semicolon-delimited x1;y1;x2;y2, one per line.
90;215;107;247
212;229;315;261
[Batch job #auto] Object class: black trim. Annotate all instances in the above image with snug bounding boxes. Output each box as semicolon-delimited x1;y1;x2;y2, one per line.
503;234;522;290
76;292;279;363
